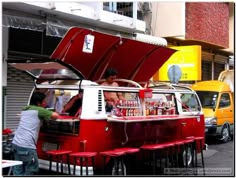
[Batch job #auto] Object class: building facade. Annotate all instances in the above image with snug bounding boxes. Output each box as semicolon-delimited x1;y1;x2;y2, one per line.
151;2;234;80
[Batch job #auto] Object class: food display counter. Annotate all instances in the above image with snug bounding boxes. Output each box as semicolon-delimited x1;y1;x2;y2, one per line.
56;115;80;122
107;115;199;123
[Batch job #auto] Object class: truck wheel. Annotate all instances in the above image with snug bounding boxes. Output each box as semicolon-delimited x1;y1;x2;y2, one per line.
181;147;193;167
111;161;126;175
104;159;127;175
220;125;230;143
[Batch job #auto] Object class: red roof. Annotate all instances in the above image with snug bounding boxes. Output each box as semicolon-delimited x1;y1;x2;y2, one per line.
51;27;176;83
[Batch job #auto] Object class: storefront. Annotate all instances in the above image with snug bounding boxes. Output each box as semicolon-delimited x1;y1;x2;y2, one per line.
165;37;234;81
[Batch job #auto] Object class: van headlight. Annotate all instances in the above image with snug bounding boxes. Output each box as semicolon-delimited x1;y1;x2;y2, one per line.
205;117;217;125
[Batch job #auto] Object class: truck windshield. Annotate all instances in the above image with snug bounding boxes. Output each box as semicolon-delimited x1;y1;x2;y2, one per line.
196;91;218;108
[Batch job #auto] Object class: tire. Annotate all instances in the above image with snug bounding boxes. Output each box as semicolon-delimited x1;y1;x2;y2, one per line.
180;147;193;167
111;161;126;176
220;125;230;143
104;159;127;175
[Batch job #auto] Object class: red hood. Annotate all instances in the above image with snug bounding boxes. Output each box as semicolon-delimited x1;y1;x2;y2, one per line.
51;27;176;83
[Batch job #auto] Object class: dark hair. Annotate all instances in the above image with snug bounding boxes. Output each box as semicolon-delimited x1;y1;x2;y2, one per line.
104;68;117;79
30;92;46;106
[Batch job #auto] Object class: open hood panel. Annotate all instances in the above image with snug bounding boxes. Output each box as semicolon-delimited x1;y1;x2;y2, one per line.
51;27;176;83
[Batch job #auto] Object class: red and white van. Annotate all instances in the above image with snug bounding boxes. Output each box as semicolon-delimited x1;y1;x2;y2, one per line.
8;27;205;175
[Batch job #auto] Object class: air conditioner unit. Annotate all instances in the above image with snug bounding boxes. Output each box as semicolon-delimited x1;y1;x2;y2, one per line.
133;33;167;47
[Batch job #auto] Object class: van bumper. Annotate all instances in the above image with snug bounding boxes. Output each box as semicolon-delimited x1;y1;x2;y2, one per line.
205;125;221;137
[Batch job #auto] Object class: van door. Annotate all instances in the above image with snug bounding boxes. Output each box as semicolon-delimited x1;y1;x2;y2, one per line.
7;58;85;89
215;92;233;125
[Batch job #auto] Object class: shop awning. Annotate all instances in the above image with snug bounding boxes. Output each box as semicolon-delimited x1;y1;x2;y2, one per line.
51;27;176;83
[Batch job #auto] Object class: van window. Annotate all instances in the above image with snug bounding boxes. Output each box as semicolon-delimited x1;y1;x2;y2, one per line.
180;93;200;112
104;90;141;114
41;120;79;135
219;93;231;108
104;90;177;116
40;89;80;135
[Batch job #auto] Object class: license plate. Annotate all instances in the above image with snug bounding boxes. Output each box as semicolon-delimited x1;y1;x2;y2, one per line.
205;128;208;132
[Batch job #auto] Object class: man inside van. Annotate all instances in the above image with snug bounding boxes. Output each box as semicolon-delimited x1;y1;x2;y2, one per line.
12;92;59;175
62;89;83;116
101;68;124;112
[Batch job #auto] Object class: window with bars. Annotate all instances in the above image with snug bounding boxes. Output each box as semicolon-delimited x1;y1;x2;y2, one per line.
9;28;61;56
103;2;134;18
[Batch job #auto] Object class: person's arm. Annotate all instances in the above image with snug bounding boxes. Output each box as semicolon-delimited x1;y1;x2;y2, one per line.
104;92;111;102
38;107;59;120
112;82;125;101
51;112;59;120
117;92;125;100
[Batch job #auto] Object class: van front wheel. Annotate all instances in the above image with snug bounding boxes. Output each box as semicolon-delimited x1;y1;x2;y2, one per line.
104;159;127;175
220;125;230;143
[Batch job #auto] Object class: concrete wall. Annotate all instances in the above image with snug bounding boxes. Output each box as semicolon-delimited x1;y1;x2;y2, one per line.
151;2;185;38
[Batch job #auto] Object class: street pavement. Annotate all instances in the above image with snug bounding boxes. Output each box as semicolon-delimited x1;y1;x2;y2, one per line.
162;138;234;177
202;137;234;176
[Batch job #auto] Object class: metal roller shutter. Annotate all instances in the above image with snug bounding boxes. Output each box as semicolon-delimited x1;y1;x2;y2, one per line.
6;65;34;131
202;60;212;81
5;28;61;131
214;62;225;80
202;52;227;81
214;55;226;80
202;61;225;81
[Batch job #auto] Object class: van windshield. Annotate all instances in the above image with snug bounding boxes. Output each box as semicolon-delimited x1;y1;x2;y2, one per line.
196;91;218;108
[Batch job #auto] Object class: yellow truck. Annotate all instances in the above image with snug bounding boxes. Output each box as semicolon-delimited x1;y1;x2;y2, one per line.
191;70;234;143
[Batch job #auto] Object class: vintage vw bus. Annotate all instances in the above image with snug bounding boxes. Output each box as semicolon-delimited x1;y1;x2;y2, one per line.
7;27;205;175
8;58;205;175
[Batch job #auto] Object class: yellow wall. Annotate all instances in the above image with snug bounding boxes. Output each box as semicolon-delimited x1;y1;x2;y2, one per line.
153;45;201;81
